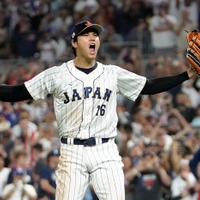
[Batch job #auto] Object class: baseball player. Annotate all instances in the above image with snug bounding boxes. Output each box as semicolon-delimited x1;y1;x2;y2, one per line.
0;20;197;200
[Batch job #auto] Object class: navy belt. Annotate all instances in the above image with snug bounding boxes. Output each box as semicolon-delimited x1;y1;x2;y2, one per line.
61;137;110;146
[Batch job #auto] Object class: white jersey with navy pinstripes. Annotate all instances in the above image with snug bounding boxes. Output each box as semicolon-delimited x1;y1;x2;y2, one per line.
24;60;146;139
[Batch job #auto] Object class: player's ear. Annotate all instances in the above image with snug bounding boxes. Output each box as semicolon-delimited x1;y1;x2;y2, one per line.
71;39;78;48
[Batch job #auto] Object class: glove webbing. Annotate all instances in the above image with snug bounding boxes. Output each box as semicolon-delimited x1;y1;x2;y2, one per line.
192;35;200;47
186;50;200;76
189;41;200;56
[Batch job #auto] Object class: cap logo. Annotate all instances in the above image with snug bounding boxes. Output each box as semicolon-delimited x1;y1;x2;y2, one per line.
72;32;75;38
85;21;92;27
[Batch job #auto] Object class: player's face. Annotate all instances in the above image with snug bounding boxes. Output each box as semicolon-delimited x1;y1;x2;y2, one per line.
75;31;100;59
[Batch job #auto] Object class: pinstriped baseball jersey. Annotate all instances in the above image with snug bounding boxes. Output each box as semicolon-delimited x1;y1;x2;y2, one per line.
24;60;146;139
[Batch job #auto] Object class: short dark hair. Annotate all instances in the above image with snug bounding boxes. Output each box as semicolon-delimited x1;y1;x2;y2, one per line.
71;37;77;57
33;143;43;152
47;149;60;162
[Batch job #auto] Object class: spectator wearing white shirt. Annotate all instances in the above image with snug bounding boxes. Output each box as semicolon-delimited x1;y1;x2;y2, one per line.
74;0;99;15
149;1;178;56
171;158;197;200
168;0;198;29
0;154;11;199
11;109;39;167
37;31;58;64
2;168;37;200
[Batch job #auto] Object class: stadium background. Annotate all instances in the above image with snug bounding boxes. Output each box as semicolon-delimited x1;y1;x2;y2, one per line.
1;0;200;199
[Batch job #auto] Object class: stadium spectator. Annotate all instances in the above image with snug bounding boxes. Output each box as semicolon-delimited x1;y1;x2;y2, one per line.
181;79;200;108
122;155;135;200
115;0;147;39
2;167;37;200
0;154;11;199
0;113;11;132
37;150;59;200
168;0;198;29
176;9;196;52
31;143;46;191
126;18;152;56
11;109;39;166
36;120;59;157
173;91;196;123
101;24;124;60
0;102;19;127
37;31;58;64
7;151;33;185
11;17;38;58
171;158;197;199
74;0;99;15
125;151;171;200
149;1;178;56
0;10;11;59
117;123;134;155
119;47;143;75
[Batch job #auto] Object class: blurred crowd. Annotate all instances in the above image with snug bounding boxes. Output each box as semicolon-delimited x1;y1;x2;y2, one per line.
1;0;200;200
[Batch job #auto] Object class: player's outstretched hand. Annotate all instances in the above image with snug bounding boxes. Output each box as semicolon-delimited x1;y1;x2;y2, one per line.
186;29;200;76
187;64;199;78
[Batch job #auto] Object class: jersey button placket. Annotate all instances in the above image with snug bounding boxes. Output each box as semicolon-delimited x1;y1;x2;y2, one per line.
80;81;93;138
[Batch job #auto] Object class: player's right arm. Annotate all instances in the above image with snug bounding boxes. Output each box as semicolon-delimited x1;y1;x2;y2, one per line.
0;84;33;102
0;64;63;103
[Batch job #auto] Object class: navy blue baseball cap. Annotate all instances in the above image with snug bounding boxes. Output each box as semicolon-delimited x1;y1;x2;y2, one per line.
13;168;26;176
71;20;103;39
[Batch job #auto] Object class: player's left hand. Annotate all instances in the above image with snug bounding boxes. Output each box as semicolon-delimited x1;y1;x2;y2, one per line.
187;64;198;78
186;29;200;76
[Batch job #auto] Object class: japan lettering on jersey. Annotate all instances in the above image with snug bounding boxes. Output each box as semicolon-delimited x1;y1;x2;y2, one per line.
24;60;146;139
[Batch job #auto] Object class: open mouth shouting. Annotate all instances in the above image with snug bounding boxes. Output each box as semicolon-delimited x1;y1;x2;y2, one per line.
89;43;96;55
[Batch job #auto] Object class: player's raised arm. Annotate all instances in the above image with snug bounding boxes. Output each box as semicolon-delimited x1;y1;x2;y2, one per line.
141;65;196;95
0;83;33;102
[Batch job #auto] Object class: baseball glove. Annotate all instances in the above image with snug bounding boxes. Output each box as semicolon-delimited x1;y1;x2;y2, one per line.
186;29;200;75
